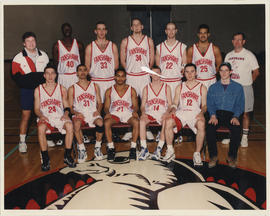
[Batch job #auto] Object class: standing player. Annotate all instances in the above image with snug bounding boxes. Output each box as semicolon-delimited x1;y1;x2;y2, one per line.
12;32;49;153
163;63;207;165
103;69;139;161
138;67;172;161
53;23;86;145
34;65;76;171
120;17;155;141
224;32;260;147
68;64;104;163
155;22;187;99
53;23;84;90
187;24;222;89
85;21;119;103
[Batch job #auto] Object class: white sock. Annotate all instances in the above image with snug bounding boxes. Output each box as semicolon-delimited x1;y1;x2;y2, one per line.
131;141;137;148
95;141;102;148
20;134;26;142
78;143;86;150
140;140;147;148
158;140;165;149
108;142;114;149
167;145;174;152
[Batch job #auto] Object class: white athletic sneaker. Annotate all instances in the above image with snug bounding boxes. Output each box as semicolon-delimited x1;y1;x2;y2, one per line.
151;146;162;160
193;152;203;166
94;147;104;161
18;141;27;153
146;130;154;141
83;135;90;144
122;132;132;141
138;147;150;161
221;139;230;145
47;140;56;147
77;147;87;163
241;136;248;147
56;139;63;146
155;131;161;142
161;150;175;163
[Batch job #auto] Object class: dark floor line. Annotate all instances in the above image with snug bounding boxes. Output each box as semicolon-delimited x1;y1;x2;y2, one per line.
253;117;266;131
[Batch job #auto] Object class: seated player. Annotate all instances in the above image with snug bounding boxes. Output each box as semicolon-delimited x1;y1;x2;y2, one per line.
164;63;207;165
104;69;139;161
34;65;76;171
138;66;172;160
68;64;104;163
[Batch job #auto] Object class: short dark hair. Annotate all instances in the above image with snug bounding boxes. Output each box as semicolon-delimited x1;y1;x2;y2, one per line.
76;64;87;72
232;32;246;40
44;64;57;74
95;21;107;29
131;17;143;26
115;68;126;76
22;32;36;42
184;63;197;71
219;62;232;71
198;24;210;33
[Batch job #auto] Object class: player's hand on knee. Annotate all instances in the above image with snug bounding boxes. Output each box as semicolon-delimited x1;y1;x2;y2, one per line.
230;117;240;125
132;112;139;119
104;113;112;120
208;115;218;125
40;115;49;123
93;111;100;117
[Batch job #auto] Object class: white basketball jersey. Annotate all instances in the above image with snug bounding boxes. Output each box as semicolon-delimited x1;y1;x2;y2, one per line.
89;41;115;80
73;82;97;113
57;39;81;75
39;84;64;118
157;41;187;81
178;82;202;112
145;83;168;116
192;43;216;79
109;85;133;113
126;35;150;75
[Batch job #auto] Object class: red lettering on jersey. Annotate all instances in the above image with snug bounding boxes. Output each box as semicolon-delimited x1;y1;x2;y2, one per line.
195;58;213;67
41;99;61;109
129;47;147;56
147;98;165;107
228;57;245;61
111;100;130;109
93;55;112;64
161;55;179;65
181;91;199;101
77;93;95;103
60;54;79;62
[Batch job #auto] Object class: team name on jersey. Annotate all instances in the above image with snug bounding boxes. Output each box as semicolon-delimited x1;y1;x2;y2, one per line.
41;99;61;109
111;100;130;109
147;98;166;106
129;47;147;56
231;73;240;79
181;91;199;101
195;59;213;67
161;55;179;65
228;57;245;61
94;55;112;64
60;53;79;62
77;93;95;103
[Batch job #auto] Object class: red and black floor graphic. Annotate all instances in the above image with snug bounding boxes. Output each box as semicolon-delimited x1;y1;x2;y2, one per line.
5;153;266;210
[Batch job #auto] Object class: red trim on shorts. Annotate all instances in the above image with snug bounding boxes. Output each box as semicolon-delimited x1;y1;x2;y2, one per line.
63;72;76;75
171;114;182;132
72;116;87;126
91;77;114;81
196;76;216;81
111;114;120;123
37;120;55;132
147;114;156;122
161;77;181;82
126;71;148;76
